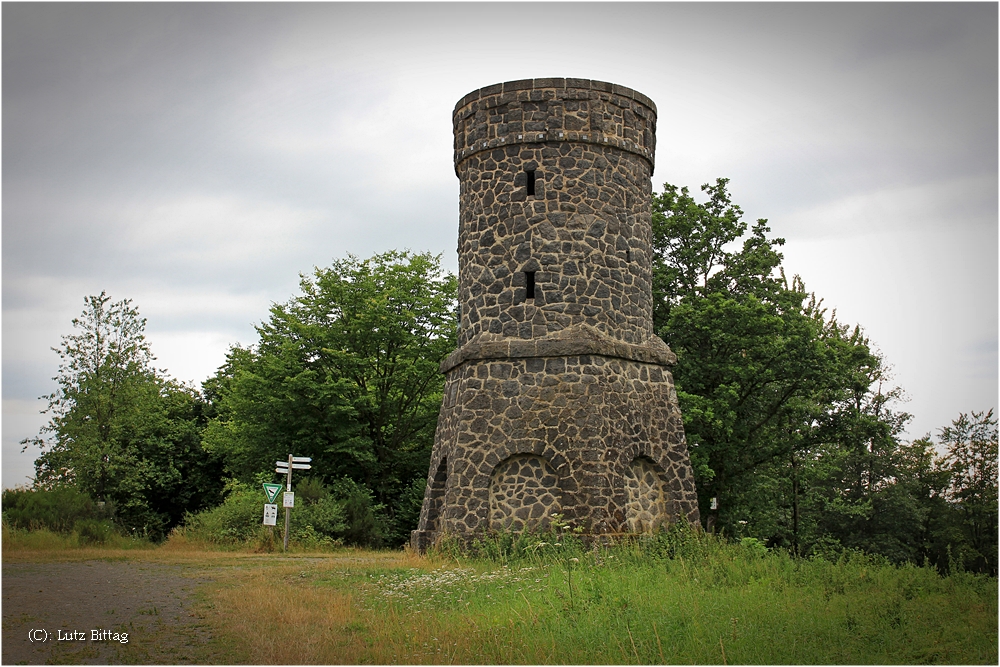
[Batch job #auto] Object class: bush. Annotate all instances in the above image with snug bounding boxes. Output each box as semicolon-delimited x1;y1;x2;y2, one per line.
177;482;268;545
330;478;384;548
2;486;110;533
295;495;347;539
382;477;427;547
176;478;352;549
740;536;770;557
295;477;329;504
74;519;118;544
1;516;151;551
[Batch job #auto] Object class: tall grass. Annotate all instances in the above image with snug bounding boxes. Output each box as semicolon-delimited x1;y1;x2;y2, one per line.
5;520;994;664
197;528;997;664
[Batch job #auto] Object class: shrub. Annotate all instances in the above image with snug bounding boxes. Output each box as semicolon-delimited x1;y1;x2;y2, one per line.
176;478;351;549
295;477;329;504
294;495;347;538
382;477;427;547
177;482;268;545
74;519;118;545
740;536;770;557
1;486;110;533
330;478;384;548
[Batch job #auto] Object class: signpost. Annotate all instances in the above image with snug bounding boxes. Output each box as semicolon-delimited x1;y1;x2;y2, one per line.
273;455;312;551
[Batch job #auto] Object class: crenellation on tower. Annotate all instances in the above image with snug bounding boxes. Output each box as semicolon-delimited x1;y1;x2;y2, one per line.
412;78;699;552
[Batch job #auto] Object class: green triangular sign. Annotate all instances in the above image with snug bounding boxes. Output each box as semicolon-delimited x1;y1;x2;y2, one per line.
263;483;283;504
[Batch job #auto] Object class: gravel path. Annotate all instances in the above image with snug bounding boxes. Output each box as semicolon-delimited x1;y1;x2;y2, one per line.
2;561;214;665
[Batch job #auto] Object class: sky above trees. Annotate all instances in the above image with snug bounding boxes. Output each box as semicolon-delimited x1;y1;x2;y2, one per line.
4;2;997;488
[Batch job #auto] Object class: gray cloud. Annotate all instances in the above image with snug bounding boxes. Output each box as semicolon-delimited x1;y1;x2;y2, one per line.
4;2;996;487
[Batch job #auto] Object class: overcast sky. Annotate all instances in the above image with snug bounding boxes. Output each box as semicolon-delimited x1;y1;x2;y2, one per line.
4;2;997;489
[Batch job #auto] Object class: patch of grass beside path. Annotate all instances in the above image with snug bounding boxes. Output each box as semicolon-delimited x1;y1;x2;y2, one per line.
196;535;996;665
3;528;996;664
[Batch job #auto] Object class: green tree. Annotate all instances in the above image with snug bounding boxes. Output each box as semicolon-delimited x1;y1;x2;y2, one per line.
23;293;223;538
807;361;924;563
651;179;917;560
203;251;457;545
651;179;786;331
28;293;154;496
899;435;963;572
653;179;836;531
938;410;998;574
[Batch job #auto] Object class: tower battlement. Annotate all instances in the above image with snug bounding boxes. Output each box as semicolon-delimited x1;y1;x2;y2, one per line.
453;78;656;174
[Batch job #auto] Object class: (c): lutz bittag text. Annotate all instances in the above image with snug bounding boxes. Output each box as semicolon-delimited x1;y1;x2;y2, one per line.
56;629;129;643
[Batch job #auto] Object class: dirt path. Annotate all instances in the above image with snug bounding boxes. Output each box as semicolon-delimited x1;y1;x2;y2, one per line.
2;561;215;665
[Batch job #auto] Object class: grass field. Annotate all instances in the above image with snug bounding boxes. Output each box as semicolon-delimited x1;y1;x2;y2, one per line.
4;526;997;664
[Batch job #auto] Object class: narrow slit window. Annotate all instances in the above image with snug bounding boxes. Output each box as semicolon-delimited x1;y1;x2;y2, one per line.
626;249;631;262
525;271;536;299
526;170;536;196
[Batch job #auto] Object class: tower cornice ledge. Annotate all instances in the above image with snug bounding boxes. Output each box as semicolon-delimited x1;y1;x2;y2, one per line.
440;324;676;373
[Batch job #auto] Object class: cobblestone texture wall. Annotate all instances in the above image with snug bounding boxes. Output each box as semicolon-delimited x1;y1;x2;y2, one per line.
412;79;699;551
453;78;657;348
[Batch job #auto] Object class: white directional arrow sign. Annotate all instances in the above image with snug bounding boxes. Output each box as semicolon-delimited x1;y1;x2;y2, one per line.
276;460;311;470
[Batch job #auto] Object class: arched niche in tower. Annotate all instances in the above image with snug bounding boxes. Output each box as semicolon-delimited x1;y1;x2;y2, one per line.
624;456;673;533
489;454;561;532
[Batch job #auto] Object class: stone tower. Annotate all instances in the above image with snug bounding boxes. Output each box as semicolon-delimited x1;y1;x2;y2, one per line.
411;78;699;551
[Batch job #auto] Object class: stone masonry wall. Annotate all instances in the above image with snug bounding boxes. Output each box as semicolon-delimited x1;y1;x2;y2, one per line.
422;354;699;539
412;79;699;551
454;79;657;348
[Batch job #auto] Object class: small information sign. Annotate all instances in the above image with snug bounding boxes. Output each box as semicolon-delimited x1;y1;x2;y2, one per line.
283;491;295;508
263;503;278;526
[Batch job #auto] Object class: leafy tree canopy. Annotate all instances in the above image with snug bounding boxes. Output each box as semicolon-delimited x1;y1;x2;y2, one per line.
652;179;920;561
202;250;457;545
24;292;223;539
937;410;998;574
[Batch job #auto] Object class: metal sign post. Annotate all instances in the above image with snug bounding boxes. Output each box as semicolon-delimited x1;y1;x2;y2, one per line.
273;455;312;552
282;455;292;550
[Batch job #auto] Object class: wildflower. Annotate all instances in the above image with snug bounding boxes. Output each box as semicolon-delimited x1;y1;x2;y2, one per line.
569;557;579;563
